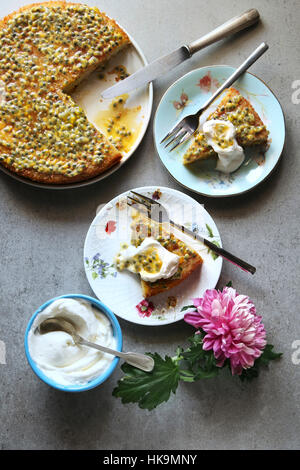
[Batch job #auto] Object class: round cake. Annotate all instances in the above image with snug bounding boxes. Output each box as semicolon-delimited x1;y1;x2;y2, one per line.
0;2;131;184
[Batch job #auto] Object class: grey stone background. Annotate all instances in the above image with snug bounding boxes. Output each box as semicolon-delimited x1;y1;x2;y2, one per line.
0;0;299;450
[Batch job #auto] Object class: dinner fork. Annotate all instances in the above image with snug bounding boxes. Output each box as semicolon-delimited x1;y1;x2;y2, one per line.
161;42;269;151
127;191;256;275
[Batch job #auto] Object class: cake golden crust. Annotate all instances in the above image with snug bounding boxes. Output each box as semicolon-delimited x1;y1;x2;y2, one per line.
183;87;269;165
0;2;131;184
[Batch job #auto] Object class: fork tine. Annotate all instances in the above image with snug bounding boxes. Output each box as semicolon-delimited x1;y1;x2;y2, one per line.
170;131;190;152
167;129;188;150
127;195;153;221
127;195;151;216
164;127;185;148
127;195;150;208
160;121;183;144
130;191;159;205
127;198;146;210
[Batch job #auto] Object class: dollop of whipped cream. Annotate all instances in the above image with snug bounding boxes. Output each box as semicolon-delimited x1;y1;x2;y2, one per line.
203;119;245;173
115;237;180;283
28;298;116;386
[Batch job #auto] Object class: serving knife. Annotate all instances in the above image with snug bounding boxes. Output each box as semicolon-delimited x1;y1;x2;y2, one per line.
101;9;260;100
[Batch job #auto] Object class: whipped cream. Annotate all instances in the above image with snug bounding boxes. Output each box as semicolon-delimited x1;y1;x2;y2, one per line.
115;237;180;283
203;119;245;173
28;298;117;386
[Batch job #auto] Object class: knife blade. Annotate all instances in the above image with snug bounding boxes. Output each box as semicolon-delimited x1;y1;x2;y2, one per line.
102;46;190;100
101;9;260;100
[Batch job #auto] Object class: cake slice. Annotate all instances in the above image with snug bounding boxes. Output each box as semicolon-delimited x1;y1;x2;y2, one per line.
183;88;269;165
128;209;203;298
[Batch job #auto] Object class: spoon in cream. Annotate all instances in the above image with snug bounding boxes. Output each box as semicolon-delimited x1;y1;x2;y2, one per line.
36;316;155;373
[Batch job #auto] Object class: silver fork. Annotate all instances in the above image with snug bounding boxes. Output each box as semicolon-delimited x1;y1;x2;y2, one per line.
161;42;269;151
127;191;256;275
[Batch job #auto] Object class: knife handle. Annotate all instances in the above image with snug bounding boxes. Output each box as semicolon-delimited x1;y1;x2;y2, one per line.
187;9;260;55
203;238;256;275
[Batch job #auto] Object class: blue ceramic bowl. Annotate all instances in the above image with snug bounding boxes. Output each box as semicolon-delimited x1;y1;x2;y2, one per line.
25;294;122;392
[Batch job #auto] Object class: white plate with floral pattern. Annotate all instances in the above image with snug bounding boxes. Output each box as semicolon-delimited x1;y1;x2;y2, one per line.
83;186;222;326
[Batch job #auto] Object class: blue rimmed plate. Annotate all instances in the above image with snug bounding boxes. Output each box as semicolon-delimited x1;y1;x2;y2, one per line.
154;65;285;197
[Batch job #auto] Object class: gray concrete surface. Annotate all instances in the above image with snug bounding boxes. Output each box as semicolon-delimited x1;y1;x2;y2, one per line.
0;0;300;450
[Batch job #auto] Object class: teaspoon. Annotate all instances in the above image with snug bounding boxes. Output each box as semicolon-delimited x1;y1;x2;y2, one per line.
36;316;155;373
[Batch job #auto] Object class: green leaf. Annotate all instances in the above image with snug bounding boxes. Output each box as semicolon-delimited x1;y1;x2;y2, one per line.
92;271;98;280
175;346;184;359
238;365;260;381
226;281;233;287
239;344;282;382
180;305;196;312
181;334;219;381
112;353;180;411
206;223;214;238
210;240;221;260
181;334;204;366
258;344;283;365
179;370;196;383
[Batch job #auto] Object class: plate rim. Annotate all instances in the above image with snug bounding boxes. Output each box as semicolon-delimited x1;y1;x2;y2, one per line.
0;25;153;190
153;64;286;198
83;185;223;327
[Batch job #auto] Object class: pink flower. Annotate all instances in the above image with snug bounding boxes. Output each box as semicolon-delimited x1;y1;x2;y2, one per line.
136;299;155;318
184;287;267;375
